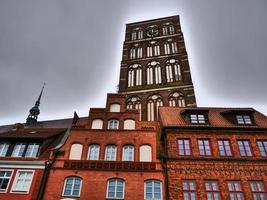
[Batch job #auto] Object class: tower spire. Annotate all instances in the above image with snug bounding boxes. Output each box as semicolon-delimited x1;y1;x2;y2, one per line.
26;83;45;126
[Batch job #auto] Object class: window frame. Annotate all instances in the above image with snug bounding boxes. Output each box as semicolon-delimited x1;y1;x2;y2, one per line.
0;169;14;193
236;115;252;125
24;143;40;158
108;119;119;130
0;143;9;157
122;145;134;161
257;140;267;157
198;139;212;156
105;145;117;161
190;114;206;124
87;144;100;160
250;181;267;200
205;180;221;200
144;179;162;200
62;176;82;197
217;140;233;157
237;140;253;157
106;179;125;199
11;170;34;194
11;143;27;157
177;139;191;156
182;179;197;200
227;181;244;200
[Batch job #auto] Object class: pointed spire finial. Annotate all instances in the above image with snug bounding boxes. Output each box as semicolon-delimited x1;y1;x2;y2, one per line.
26;83;46;126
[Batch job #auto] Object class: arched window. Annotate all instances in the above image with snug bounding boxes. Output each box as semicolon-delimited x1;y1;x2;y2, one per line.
162;22;175;35
168;92;185;107
87;144;100;160
126;96;142;120
122;145;134;161
108;120;119;130
106;179;125;199
131;28;143;40
128;64;142;87
147;41;160;57
62;177;82;197
166;59;181;82
69;144;83;160
91;119;103;129
130;44;142;59
140;145;152;162
123;119;135;130
144;180;162;200
147;94;163;121
147;61;161;85
110;104;121;112
164;39;178;55
105;145;117;161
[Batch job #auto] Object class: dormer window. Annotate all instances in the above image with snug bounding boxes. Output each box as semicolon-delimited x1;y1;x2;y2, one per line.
236;115;252;125
190;114;206;124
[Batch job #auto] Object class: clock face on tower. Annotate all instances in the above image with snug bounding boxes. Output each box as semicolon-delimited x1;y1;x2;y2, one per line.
146;26;159;38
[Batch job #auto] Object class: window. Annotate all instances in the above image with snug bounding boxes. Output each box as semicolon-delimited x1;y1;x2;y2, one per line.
218;140;232;156
205;180;220;200
25;143;40;158
257;141;267;157
0;170;13;193
91;119;103;129
162;24;175;35
144;180;162;200
178;139;191;155
147;61;161;85
126;96;142;120
164;40;178;55
236;115;252;125
105;145;117;161
110;104;121;112
11;170;34;193
198;139;212;156
168;92;185;107
108;120;119;130
11;143;26;157
62;177;82;197
182;180;197;200
147;41;160;57
131;28;143;40
250;181;266;200
69;144;83;160
227;181;243;200
106;179;125;199
190;114;206;124
238;140;252;157
130;46;142;59
140;145;152;162
87;144;100;160
128;64;142;87
122;145;134;161
166;59;181;82
123;119;135;130
0;143;9;157
147;94;163;121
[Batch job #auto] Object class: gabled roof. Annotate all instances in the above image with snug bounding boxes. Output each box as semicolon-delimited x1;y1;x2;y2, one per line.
159;107;267;129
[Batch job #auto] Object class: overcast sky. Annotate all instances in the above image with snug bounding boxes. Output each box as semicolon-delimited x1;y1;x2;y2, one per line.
0;0;266;125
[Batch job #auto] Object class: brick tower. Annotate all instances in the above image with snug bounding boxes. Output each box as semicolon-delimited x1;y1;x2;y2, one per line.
118;15;196;121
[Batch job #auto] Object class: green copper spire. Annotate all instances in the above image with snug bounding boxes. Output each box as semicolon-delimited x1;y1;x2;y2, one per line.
26;83;45;126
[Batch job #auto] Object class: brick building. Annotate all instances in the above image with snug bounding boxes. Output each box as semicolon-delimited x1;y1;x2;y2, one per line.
43;94;165;200
159;106;267;199
118;15;196;121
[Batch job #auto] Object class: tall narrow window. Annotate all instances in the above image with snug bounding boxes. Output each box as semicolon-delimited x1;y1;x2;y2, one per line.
198;139;212;156
178;139;191;155
147;100;154;121
0;143;9;157
122;145;134;161
106;179;125;199
88;144;100;160
0;170;13;193
130;47;136;59
131;28;143;40
238;140;252;157
130;45;142;59
257;141;267;157
69;144;83;160
140;145;152;162
250;181;266;200
162;23;175;35
155;65;162;84
205;180;220;200
25;143;40;158
147;66;154;85
166;59;181;82
228;181;243;200
168;92;185;107
147;41;160;57
105;145;117;161
136;68;142;86
11;143;26;157
126;96;142;120
11;170;34;193
147;94;162;121
108;120;119;130
166;63;173;82
62;177;82;197
164;39;178;54
144;180;162;200
128;64;142;87
164;43;170;55
218;140;232;156
182;180;197;200
128;69;134;87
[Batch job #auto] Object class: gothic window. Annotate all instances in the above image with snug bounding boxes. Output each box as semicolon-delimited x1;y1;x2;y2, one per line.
91;119;103;129
147;61;161;85
147;41;160;57
131;28;143;40
140;145;152;162
162;23;175;35
164;39;178;55
147;94;163;121
128;64;142;87
126;96;142;120
166;59;181;82
69;144;83;160
130;44;142;59
168;92;185;107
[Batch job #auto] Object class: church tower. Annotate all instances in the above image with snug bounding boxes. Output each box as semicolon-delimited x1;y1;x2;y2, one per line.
118;15;196;121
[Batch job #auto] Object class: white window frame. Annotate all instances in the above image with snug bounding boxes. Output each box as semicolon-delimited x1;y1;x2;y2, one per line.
0;143;9;157
25;143;40;158
105;145;117;161
11;170;34;194
144;180;162;200
91;119;104;129
106;179;125;199
0;169;14;193
62;177;82;197
87;144;100;160
122;145;134;161
11;143;26;157
108;120;119;130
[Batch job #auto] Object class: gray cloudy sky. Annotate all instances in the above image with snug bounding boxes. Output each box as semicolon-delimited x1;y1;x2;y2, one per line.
0;0;267;125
